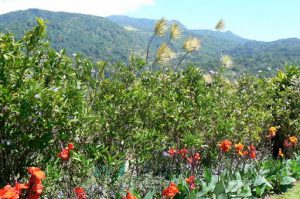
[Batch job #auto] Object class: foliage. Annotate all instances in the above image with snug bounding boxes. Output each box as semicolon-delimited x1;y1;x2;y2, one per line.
0;17;299;199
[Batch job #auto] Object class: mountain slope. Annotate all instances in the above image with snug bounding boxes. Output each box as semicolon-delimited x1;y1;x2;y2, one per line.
0;9;147;61
1;9;300;75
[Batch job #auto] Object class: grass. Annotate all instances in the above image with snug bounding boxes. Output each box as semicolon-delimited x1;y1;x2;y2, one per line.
269;182;300;199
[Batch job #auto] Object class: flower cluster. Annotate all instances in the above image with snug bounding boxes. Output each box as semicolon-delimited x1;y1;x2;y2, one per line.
219;140;257;159
284;136;298;149
57;143;75;161
167;148;201;165
0;167;45;199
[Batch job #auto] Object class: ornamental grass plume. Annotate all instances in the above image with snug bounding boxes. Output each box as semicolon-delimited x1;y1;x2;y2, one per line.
183;37;200;53
155;18;168;36
215;19;225;31
162;182;179;199
155;43;175;65
221;55;233;68
170;23;182;40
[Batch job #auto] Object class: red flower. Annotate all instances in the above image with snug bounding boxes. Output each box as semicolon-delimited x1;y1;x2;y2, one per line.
179;148;188;158
58;148;70;160
194;153;201;161
68;143;75;150
186;176;196;190
74;187;87;199
162;182;179;199
248;145;256;159
186;152;201;165
122;191;137;199
284;139;293;148
219;140;232;152
168;148;177;156
58;143;75;161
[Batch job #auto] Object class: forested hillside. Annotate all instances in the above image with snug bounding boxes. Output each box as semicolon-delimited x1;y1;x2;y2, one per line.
1;9;300;75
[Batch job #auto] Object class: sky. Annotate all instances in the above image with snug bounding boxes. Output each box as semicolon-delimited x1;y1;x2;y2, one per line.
0;0;299;41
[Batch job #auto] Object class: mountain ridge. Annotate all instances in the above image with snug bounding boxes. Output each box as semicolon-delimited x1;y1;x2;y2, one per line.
1;9;300;75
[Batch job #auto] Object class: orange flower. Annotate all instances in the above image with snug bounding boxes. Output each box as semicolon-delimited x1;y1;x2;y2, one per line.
74;187;87;199
289;136;298;145
28;167;46;180
27;167;46;199
122;191;137;199
268;127;277;138
234;143;244;156
162;182;179;199
168;148;177;156
219;140;232;152
278;148;284;158
0;185;18;199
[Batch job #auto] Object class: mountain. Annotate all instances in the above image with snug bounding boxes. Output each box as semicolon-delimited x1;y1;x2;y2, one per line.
0;9;147;61
1;9;300;75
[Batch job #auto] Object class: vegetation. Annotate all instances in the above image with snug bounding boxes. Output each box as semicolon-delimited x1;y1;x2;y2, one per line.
0;16;299;198
1;9;300;76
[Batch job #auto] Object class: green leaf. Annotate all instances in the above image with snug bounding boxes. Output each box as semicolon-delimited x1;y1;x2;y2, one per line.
281;176;296;185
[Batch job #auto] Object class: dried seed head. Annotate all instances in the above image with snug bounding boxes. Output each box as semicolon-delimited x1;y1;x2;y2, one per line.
221;55;233;68
170;23;182;40
154;18;168;36
183;37;201;52
215;19;225;31
156;43;175;64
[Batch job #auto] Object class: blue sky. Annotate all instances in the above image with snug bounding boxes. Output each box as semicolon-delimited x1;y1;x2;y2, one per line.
0;0;299;41
126;0;300;41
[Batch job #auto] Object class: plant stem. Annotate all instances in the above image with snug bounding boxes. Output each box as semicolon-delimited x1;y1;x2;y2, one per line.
145;34;155;62
174;52;189;69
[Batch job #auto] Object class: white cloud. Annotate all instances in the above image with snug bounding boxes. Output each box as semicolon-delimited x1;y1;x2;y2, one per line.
0;0;154;16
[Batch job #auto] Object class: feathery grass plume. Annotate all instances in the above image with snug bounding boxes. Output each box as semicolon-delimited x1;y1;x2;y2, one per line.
215;19;225;30
155;43;175;64
170;23;182;40
221;54;233;68
183;37;201;52
154;18;168;36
